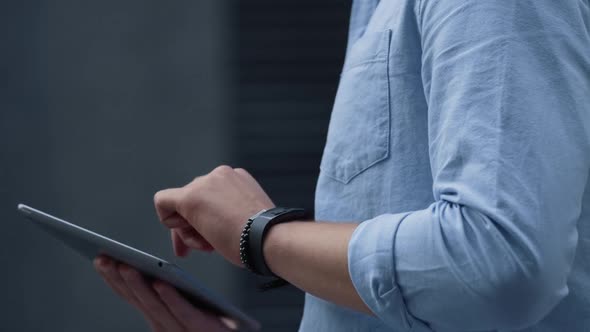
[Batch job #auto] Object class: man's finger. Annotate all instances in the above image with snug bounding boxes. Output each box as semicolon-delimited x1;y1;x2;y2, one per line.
94;257;164;331
162;213;189;228
153;188;184;221
154;281;232;331
176;226;215;252
172;229;190;257
95;256;141;306
119;264;185;332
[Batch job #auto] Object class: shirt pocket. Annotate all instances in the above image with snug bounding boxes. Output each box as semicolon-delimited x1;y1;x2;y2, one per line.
320;30;392;184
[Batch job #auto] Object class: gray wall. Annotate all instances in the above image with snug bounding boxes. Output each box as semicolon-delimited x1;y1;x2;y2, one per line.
1;1;238;331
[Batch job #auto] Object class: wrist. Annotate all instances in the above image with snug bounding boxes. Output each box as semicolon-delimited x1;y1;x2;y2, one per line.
262;221;302;278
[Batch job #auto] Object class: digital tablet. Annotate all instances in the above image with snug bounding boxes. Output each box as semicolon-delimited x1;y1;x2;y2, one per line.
17;204;260;331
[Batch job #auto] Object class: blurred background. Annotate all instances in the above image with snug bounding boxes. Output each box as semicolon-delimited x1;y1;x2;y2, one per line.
0;0;350;331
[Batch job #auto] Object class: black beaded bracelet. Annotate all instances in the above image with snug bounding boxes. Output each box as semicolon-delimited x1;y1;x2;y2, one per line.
240;211;289;290
239;207;308;279
239;209;267;274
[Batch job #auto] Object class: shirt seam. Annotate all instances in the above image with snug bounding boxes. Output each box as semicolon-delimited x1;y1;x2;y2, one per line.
417;0;424;35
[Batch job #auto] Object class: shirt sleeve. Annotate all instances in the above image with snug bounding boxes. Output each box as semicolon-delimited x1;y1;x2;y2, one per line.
348;1;590;331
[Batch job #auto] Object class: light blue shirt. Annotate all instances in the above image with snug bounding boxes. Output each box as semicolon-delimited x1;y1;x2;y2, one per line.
300;0;590;331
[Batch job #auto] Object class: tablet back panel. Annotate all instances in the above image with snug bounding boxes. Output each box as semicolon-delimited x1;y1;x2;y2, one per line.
17;204;259;331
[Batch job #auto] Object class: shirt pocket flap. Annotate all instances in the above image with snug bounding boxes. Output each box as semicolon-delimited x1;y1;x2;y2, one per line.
343;29;391;72
320;30;392;184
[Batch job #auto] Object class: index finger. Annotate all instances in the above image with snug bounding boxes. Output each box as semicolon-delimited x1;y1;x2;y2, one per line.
153;188;184;221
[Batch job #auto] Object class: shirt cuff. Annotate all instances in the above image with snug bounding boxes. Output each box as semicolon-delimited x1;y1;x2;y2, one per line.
347;212;432;331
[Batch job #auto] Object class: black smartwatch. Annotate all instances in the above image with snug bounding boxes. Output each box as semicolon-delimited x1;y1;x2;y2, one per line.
239;207;307;277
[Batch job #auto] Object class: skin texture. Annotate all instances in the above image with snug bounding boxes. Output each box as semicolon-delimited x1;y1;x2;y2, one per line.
94;256;235;332
95;166;370;331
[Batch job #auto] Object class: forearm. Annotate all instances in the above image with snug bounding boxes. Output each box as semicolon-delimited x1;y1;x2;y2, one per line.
262;221;371;315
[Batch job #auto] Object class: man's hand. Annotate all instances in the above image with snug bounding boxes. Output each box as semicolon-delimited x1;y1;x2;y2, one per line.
94;165;370;328
94;256;234;332
92;166;272;331
154;166;275;266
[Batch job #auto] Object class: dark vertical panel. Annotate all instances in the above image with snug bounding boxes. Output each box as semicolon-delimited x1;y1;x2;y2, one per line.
0;0;49;329
1;1;234;331
234;1;351;330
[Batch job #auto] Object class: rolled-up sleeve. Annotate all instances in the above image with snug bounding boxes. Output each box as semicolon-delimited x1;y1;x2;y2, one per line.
348;1;590;331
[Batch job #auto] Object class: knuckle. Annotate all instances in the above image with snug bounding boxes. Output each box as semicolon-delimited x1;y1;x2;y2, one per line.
186;177;203;193
178;189;198;214
235;168;254;180
153;191;163;206
180;185;195;200
212;165;233;176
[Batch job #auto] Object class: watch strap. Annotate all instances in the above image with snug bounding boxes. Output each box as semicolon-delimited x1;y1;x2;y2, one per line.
246;207;307;276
